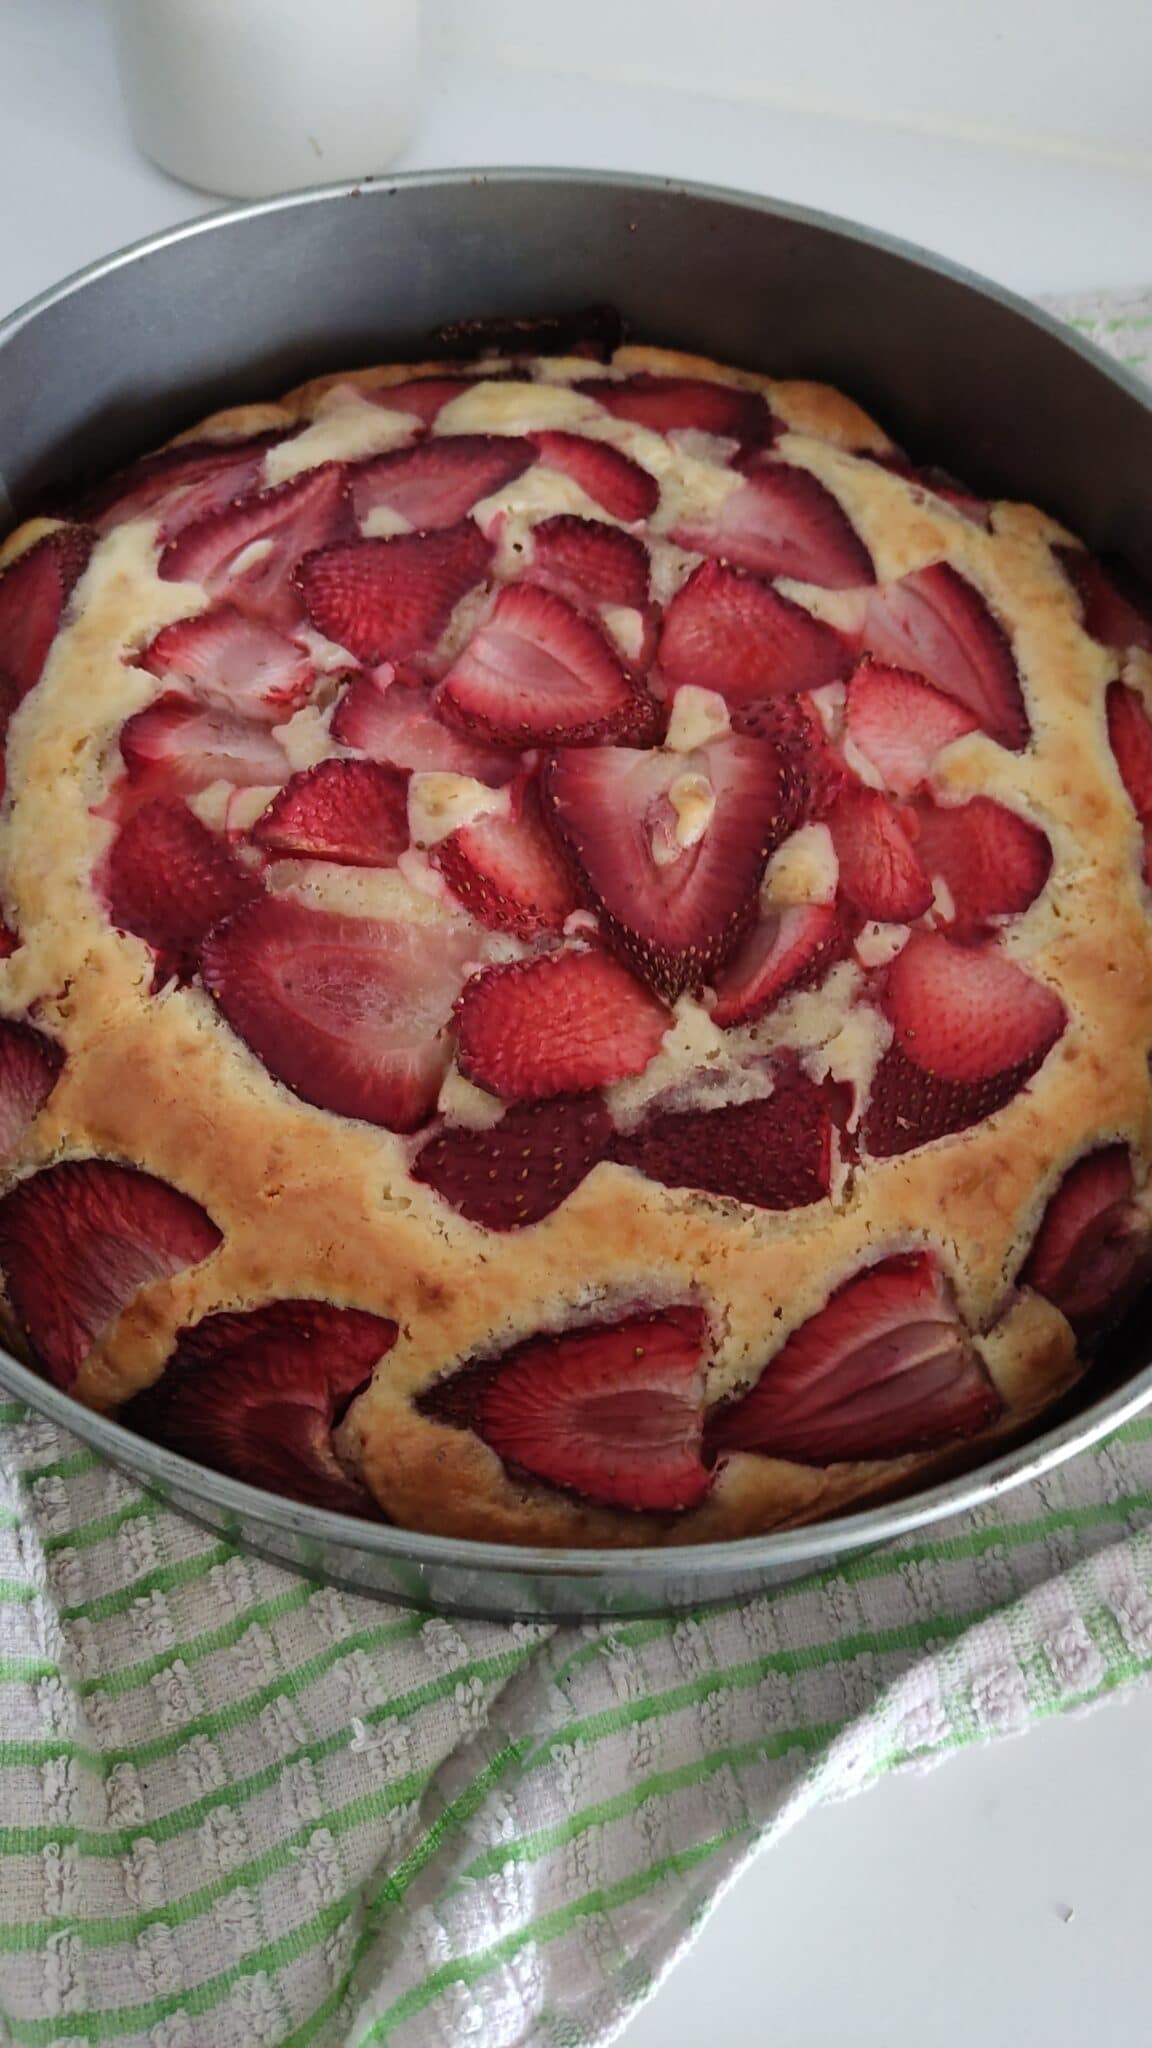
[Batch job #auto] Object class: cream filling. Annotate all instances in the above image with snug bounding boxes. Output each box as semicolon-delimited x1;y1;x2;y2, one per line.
665;685;731;754
762;823;838;907
407;772;512;848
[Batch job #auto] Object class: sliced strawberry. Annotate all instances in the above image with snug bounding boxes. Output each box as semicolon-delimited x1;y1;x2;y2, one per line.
842;661;979;796
102;798;261;983
140;606;314;720
1106;681;1152;822
0;1160;222;1389
728;693;846;816
612;1062;832;1210
365;377;472;424
861;565;1028;750
529;431;659;522
125;1299;395;1511
252;759;409;867
658;561;853;703
420;1306;712;1511
0;527;94;699
440;585;638;746
1022;1146;1151;1332
912;796;1051;934
0;920;17;959
1056;547;1152;653
0;668;19;801
454;948;668;1102
434;776;581;936
710;902;852;1028
331;667;517;782
672;464;874;589
413;1093;613;1229
827;786;933;922
545;736;798;1001
160;465;351;631
82;436;279;540
119;692;290;796
709;1252;999;1463
349;435;534;531
863;932;1065;1156
200;893;476;1131
298;521;493;664
0;1021;63;1161
526;515;650;612
578;373;775;447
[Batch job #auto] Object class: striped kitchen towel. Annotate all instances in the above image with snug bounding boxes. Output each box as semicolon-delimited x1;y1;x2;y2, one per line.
0;288;1149;2048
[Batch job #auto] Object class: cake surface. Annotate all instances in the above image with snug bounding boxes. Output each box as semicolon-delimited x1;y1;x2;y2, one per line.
0;336;1150;1546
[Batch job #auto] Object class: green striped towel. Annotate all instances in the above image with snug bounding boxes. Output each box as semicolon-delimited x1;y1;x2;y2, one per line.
0;288;1150;2048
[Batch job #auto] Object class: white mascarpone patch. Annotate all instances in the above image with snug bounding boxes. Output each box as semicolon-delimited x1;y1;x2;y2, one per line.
435;380;602;436
665;685;731;754
854;920;911;968
762;823;838;907
264;393;415;485
407;772;511;848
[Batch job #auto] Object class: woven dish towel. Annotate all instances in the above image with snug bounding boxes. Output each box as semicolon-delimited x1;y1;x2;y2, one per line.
0;288;1150;2048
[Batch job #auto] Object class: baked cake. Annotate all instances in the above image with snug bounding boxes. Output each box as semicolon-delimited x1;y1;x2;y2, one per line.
0;336;1149;1547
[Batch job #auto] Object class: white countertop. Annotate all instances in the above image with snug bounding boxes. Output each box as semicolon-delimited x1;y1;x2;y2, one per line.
4;6;1152;2043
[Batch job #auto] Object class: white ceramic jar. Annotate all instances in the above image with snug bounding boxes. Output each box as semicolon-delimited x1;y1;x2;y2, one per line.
106;0;422;200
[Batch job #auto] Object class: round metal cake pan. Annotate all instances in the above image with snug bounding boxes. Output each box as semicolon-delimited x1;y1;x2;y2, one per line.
1;167;1151;1620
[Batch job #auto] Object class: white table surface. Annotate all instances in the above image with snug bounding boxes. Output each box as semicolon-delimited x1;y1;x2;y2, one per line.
3;6;1152;2043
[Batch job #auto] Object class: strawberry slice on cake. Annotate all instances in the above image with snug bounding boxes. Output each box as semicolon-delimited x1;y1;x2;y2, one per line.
842;661;979;796
861;564;1029;751
161;465;351;632
413;1094;614;1229
544;734;800;999
125;1299;397;1510
709;1253;1001;1462
0;526;93;699
349;435;534;531
1022;1147;1152;1333
252;759;410;867
420;1306;713;1511
298;521;493;665
863;932;1065;1156
439;584;641;746
201;893;480;1130
455;949;668;1102
659;560;854;701
611;1060;834;1210
140;607;315;721
0;1160;222;1387
672;462;875;588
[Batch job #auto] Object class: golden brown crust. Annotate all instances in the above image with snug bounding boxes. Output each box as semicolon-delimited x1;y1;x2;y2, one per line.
0;340;1148;1546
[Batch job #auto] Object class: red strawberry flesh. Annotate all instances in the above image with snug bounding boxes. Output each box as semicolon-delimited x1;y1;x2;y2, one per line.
0;527;94;699
412;1094;613;1229
83;436;278;540
861;565;1028;750
659;560;853;702
710;901;852;1028
125;1298;395;1511
912;795;1052;934
440;583;637;746
0;1021;63;1161
455;949;668;1102
863;932;1065;1156
527;515;651;612
530;431;659;522
434;777;581;936
421;1306;712;1511
842;661;979;796
709;1252;1000;1462
1106;681;1152;821
1056;547;1152;653
672;462;874;589
252;758;410;867
119;692;290;795
1022;1146;1151;1332
140;606;314;720
160;465;351;631
578;373;775;446
612;1063;832;1210
200;893;477;1131
332;667;517;783
827;786;933;922
0;1160;222;1388
728;693;846;815
350;435;534;531
102;798;261;983
298;521;493;664
545;736;802;1000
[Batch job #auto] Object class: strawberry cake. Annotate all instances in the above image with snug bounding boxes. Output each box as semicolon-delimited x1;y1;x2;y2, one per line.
0;337;1149;1546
